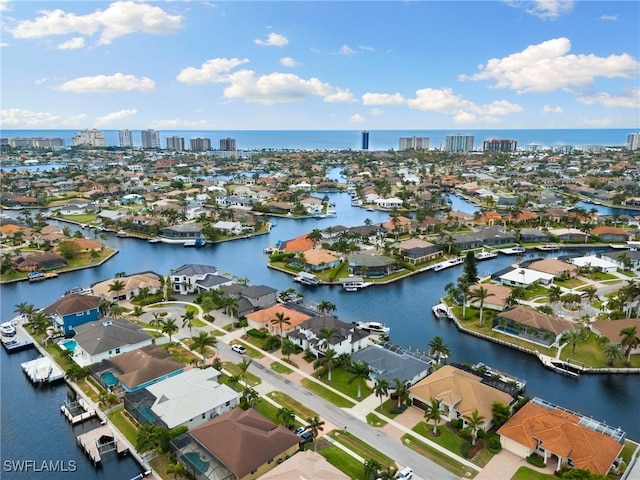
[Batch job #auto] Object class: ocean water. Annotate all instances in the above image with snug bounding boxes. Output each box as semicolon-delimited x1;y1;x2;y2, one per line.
0;129;636;151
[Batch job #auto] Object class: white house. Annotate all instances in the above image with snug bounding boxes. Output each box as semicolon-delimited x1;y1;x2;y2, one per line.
498;268;555;288
375;197;403;209
289;182;312;192
569;255;618;274
213;221;243;235
288;316;370;357
170;264;219;295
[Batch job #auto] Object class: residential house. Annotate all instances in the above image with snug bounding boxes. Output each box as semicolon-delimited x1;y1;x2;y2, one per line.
528;258;578;279
279;234;314;253
160;224;203;240
171;408;300;480
170;264;220;295
259;450;349;480
124;368;238;429
452;233;484;251
212;221;243;235
57;204;88;216
590;226;631;243
13;251;68;272
90;344;184;394
518;228;551;243
601;250;640;272
591;319;640;356
301;249;341;272
568;255;619;274
91;272;162;302
497;267;555;288
375;197;403;209
468;283;513;311
498;398;624;475
494;305;580;346
289;315;370;357
351;344;432;387
218;284;278;317
43;293;103;334
71;318;153;367
473;226;517;247
346;251;401;278
409;365;515;432
546;228;587;242
245;304;311;337
398;238;443;265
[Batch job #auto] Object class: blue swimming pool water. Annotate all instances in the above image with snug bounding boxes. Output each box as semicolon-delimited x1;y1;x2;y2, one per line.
101;371;118;387
59;339;77;351
494;325;521;336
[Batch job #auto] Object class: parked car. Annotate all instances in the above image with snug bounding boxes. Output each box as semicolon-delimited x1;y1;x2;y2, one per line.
231;344;246;354
298;430;313;446
294;427;307;436
396;467;413;479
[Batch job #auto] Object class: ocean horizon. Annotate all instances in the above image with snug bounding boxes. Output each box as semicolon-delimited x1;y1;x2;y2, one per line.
1;128;637;151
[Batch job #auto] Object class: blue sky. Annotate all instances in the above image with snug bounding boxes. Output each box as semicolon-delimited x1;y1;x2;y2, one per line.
1;1;638;130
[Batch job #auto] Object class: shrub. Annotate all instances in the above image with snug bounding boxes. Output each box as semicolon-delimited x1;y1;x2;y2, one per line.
247;328;267;338
461;441;473;458
390;405;408;415
486;436;501;453
526;453;546;468
476;428;485;440
449;419;464;430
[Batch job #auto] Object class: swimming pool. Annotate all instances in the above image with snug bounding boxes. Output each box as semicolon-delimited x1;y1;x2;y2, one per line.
59;339;77;351
494;325;520;336
101;371;118;387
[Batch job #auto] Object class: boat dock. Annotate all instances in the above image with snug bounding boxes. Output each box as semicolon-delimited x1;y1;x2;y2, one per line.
499;246;526;255
77;424;129;466
61;397;97;425
2;325;34;353
432;257;464;271
432;302;453;320
21;356;65;384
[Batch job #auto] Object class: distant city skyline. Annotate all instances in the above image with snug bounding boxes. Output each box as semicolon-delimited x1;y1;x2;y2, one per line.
1;0;638;132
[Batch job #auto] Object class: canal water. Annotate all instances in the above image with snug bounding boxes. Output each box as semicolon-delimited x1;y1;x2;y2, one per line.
1;185;639;474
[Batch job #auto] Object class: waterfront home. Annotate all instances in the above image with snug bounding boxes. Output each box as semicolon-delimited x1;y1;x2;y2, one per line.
497;267;555;288
568;255;619;274
452;233;484;251
590;226;631;243
124;368;238;429
62;237;104;253
259;450;349;480
70;318;153;367
289;315;370;357
398;238;443;265
13;251;67;272
409;365;515;433
518;228;552;243
171;408;300;480
546;228;588;242
300;248;341;271
160;223;203;240
56;203;88;216
278;234;314;253
497;398;624;476
493;305;580;346
212;221;243;236
218;284;278;316
468;283;512;311
351;343;432;387
346;251;401;278
375;197;404;209
91;272;162;302
245;304;311;336
90;344;184;394
601;250;640;272
43;293;102;334
527;258;578;278
473;226;517;246
170;264;220;295
591;319;640;356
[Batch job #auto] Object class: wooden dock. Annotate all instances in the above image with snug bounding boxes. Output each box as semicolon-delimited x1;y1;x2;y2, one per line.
77;424;129;466
61;398;96;424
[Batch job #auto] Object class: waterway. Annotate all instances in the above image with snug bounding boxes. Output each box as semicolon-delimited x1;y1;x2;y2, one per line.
1;184;639;472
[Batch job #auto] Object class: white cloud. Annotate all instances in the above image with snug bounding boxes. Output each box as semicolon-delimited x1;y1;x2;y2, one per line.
279;57;298;67
600;14;618;21
370;108;383;116
336;44;356;55
57;37;85;49
359;46;375;53
1;108;85;128
56;73;156;93
150;118;214;129
504;0;574;19
577;89;640;109
10;1;183;45
348;114;364;123
176;57;249;84
0;0;10;12
460;37;640;94
324;88;356;103
0;42;8;48
362;92;405;105
542;105;563;113
94;108;137;126
254;32;288;47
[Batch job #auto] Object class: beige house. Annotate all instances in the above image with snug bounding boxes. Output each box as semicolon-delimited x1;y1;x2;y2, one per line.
468;283;512;311
259;450;349;480
245;304;311;336
528;258;578;278
91;272;162;302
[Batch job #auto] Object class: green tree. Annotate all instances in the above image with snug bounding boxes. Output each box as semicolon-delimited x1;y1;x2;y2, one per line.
166;463;187;479
364;459;383;480
374;378;390;407
317;300;336;316
428;336;451;365
281;338;297;361
562;329;584;355
129;305;145;323
491;401;511;429
620;325;640;365
463;251;479;285
602;342;623;366
149;311;168;329
469;285;494;327
108;279;126;300
161;318;179;343
316;326;339;355
424;397;442;436
313;347;338;382
270;311;291;338
58;240;80;259
465;409;486;446
181;309;196;336
238;358;253;389
189;331;217;361
392;377;409;410
306;228;323;247
305;415;325;452
276;407;296;429
348;360;371;399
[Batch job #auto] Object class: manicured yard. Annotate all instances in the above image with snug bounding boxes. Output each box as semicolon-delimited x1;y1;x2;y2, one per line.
268;391;318;421
300;377;356;408
320;443;368;480
553;278;585;289
222;362;262;387
314;366;373;401
562;331;640;368
366;412;387;427
270;361;293;374
413;422;466;456
107;407;139;445
401;433;477;478
329;430;395;467
511;466;555;480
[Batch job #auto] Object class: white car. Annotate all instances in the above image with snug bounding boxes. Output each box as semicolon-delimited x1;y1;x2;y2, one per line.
231;344;246;354
396;467;413;479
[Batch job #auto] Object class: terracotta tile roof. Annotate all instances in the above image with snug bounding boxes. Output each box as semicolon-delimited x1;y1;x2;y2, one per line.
590;226;630;237
259;450;349;480
496;305;580;336
469;283;512;308
591;318;640;345
281;235;314;253
245;305;311;329
109;345;183;390
303;248;340;266
189;408;300;479
409;365;513;421
528;259;578;276
497;401;623;474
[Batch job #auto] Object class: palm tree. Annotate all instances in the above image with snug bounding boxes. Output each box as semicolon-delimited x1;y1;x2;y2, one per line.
108;304;126;319
424;397;442;436
620;325;640;365
281;338;297;361
14;302;35;321
348;360;371;399
392;377;409;410
364;459;383;480
238;358;253;389
129;305;145;323
240;387;261;409
582;285;598;304
161;318;179;343
317;300;336;316
548;285;563;305
149;311;168;329
602;341;623;366
189;331;217;362
166;462;188;479
469;285;494;327
562;329;583;355
305;415;325;452
428;336;451;365
465;409;486;446
313;347;338;382
270;311;291;338
181;309;196;336
276;407;296;429
317;326;339;355
306;228;323;247
457;276;470;319
374;378;390;408
108;279;126;301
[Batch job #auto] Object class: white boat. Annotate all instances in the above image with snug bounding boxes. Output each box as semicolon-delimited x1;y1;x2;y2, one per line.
1;322;16;337
432;257;465;271
21;357;65;384
536;244;560;251
293;272;321;286
353;321;390;335
432;303;452;320
339;277;373;291
148;238;161;243
475;250;498;260
116;230;127;237
500;246;526;255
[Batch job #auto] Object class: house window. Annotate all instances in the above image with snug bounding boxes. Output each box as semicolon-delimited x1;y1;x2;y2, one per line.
225;401;230;406
115;348;120;354
202;413;206;419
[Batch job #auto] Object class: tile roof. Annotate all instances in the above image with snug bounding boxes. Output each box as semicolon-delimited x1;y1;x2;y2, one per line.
108;345;183;390
43;293;102;316
496;305;580;336
497;401;623;475
259;450;349;480
245;305;311;329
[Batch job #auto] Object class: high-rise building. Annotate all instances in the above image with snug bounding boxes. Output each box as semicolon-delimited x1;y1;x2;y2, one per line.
444;134;474;152
119;129;133;147
190;137;211;152
399;137;429;150
220;137;236;151
361;131;369;150
627;133;640;151
71;129;107;147
141;129;161;149
166;136;185;151
483;138;517;152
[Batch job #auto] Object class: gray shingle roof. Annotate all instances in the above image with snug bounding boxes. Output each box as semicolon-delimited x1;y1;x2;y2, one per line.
73;319;152;355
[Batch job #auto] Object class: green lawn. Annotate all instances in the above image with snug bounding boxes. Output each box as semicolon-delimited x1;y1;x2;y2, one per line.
401;433;477;478
222;362;262;387
554;278;585;289
315;366;373;401
563;331;640;368
329;430;395;467
253;398;285;425
320;443;367;480
413;422;466;456
268;391;319;421
300;377;356;408
511;466;556;480
270;362;294;374
366;412;387;427
107;407;139;445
